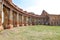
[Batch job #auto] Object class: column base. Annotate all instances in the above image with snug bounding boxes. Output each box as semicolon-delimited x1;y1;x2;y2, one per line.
22;24;24;26
0;25;4;31
7;24;13;29
17;24;19;27
30;24;32;26
26;24;28;26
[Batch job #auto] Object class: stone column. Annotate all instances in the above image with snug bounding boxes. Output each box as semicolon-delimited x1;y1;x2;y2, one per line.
17;13;19;27
28;17;32;25
32;17;34;25
19;14;22;26
35;18;37;25
8;9;13;29
34;18;36;25
24;16;28;26
30;17;32;25
34;18;35;25
26;16;28;26
37;18;39;25
38;18;39;25
0;0;3;30
41;19;44;25
22;15;24;26
13;11;17;27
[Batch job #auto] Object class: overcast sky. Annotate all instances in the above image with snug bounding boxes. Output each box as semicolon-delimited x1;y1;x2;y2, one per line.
13;0;60;15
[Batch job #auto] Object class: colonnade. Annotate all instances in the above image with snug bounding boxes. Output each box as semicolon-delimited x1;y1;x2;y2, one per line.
2;4;40;29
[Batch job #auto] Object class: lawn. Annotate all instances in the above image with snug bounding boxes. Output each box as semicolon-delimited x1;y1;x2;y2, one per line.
0;25;60;40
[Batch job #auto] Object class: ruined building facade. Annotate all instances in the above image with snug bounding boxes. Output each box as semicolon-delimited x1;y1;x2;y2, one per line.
0;0;60;30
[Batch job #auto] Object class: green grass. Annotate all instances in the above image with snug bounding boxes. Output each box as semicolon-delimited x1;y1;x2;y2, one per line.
0;25;60;40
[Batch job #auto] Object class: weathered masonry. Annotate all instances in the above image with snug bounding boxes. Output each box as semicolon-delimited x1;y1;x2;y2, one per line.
0;0;40;30
0;0;60;30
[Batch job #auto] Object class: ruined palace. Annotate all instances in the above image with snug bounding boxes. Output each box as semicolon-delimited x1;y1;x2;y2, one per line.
0;0;60;30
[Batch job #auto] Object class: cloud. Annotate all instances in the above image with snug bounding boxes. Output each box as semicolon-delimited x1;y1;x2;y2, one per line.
25;6;43;15
25;0;60;15
13;0;60;15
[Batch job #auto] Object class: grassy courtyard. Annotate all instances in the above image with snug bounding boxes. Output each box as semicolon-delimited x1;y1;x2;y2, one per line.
0;25;60;40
